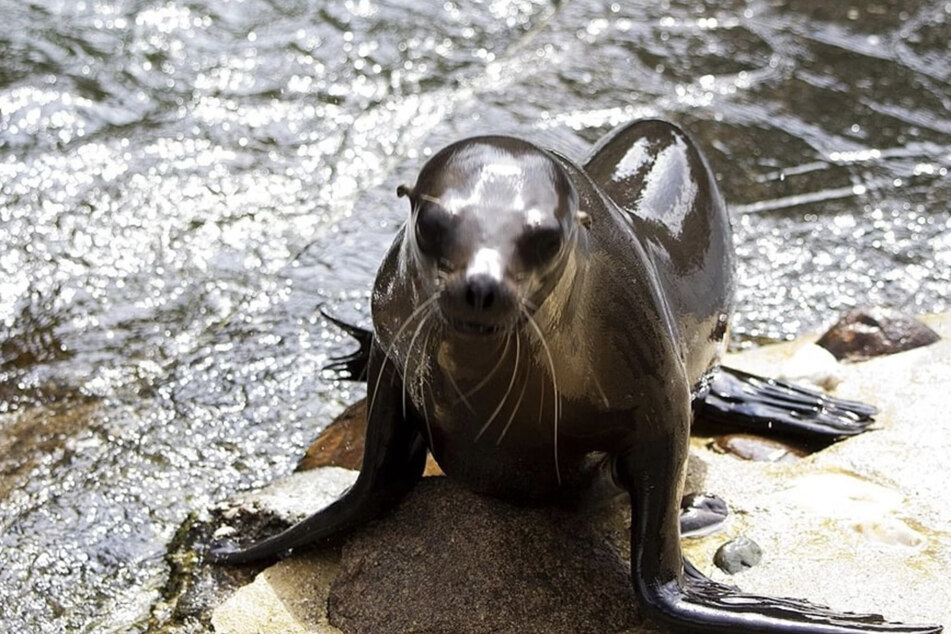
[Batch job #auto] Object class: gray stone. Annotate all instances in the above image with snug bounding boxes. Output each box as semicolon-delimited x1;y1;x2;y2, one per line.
713;536;763;574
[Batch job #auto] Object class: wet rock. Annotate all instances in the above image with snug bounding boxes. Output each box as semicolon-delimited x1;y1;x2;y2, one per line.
713;536;763;574
150;468;357;633
816;307;940;361
327;477;641;634
297;400;368;472
151;507;267;632
711;434;807;463
213;468;359;546
167;314;951;632
680;492;729;538
297;398;443;476
686;314;951;626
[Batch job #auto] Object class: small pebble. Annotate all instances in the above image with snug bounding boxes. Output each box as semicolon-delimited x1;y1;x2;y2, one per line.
711;434;807;462
853;519;925;548
714;536;763;574
776;344;842;391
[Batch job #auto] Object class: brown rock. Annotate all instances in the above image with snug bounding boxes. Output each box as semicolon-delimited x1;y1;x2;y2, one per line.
297;399;443;476
816;307;940;361
297;400;369;472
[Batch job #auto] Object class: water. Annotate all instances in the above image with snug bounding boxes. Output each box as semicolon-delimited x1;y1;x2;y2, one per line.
1;0;949;631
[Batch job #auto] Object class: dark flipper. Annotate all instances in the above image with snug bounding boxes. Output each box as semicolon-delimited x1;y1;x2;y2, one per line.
698;366;876;439
209;344;426;564
321;310;373;382
676;560;942;633
615;409;942;634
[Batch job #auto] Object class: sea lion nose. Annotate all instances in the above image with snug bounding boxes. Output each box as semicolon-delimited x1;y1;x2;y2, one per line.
439;248;514;333
465;274;497;311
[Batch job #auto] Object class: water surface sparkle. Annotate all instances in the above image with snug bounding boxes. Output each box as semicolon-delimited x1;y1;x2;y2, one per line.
1;0;949;631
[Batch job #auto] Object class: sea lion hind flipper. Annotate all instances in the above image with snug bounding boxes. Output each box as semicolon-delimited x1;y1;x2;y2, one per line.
698;366;876;439
677;560;943;633
617;440;942;633
320;309;373;382
209;346;426;564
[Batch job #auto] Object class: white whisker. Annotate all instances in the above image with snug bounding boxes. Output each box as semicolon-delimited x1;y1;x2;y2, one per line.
445;366;477;416
462;335;511;399
403;307;435;421
496;365;529;446
418;325;435;447
368;294;439;429
475;330;520;442
524;306;561;486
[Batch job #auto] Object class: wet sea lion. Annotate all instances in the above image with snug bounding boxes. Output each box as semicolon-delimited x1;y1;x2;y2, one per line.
210;120;942;633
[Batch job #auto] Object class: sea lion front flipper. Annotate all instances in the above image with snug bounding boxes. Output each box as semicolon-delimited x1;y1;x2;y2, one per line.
320;310;373;382
616;436;942;633
209;343;427;564
698;366;876;439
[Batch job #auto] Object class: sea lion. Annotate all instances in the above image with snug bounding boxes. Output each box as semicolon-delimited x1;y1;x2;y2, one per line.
210;120;942;634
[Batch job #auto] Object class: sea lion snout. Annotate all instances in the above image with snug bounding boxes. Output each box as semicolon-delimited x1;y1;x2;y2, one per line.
463;274;500;312
437;267;519;335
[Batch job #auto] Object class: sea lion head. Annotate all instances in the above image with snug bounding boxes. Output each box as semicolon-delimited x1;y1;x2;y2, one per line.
397;137;582;337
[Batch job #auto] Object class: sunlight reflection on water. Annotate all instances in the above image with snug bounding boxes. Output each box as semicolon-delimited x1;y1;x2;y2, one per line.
1;0;949;630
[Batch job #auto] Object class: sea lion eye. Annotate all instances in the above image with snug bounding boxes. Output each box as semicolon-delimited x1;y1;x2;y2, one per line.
520;225;563;267
414;204;452;260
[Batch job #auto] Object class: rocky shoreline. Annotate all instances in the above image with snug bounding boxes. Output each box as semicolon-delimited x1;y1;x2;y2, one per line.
154;312;950;633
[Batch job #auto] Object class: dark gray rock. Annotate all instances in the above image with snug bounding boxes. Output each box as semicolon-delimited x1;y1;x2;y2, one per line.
713;536;763;574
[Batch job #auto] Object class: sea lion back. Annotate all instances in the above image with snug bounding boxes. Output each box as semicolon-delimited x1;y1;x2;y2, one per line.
582;119;734;386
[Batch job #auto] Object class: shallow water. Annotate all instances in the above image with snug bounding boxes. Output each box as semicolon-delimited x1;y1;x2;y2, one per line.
1;0;949;631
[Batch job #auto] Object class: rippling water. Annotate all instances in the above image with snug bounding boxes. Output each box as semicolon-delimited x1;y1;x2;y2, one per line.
1;0;949;631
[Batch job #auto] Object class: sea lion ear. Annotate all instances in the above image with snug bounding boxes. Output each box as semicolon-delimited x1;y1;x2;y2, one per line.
396;184;414;199
576;209;592;227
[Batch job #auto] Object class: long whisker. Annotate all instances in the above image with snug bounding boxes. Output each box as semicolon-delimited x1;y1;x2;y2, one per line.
386;294;441;362
445;369;477;416
497;364;529;446
403;306;435;421
461;335;511;399
523;306;561;486
475;330;520;442
418;324;435;447
367;294;439;427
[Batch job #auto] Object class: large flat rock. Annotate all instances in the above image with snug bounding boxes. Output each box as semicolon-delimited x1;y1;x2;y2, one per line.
682;313;951;629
